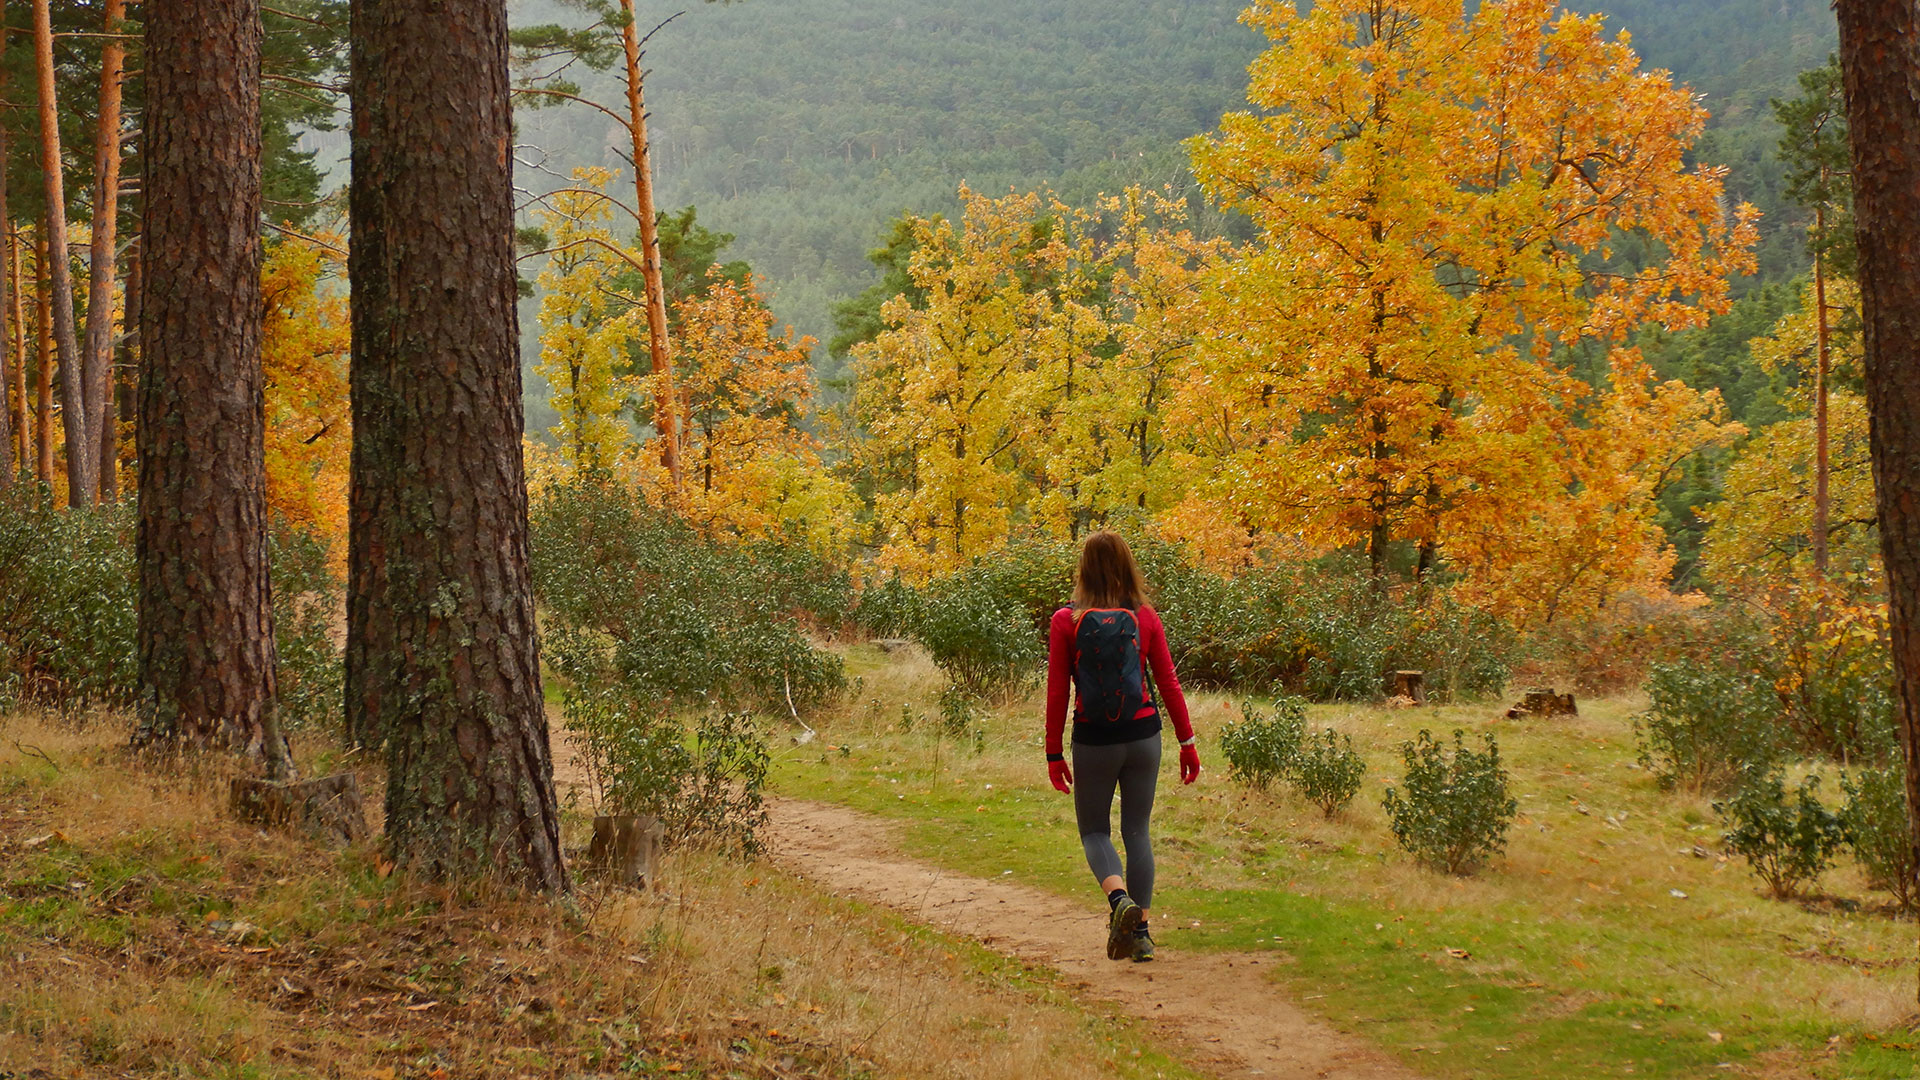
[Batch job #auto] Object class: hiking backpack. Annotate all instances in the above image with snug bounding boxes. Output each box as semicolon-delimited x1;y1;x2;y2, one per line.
1072;608;1148;723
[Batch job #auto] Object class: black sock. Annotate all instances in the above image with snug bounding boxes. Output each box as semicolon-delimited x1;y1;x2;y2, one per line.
1107;888;1128;910
1134;923;1151;937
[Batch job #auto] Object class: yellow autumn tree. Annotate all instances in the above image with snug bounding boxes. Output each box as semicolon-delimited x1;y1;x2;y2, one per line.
851;187;1217;577
533;167;644;476
637;270;852;547
1184;0;1756;611
261;236;350;551
1701;277;1877;582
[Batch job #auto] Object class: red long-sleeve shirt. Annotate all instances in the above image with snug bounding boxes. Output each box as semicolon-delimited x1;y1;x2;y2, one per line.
1045;605;1193;757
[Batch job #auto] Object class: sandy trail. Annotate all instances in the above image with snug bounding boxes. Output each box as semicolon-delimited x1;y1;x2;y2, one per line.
766;796;1424;1080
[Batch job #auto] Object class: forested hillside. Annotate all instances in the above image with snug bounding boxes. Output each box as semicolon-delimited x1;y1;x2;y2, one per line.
511;0;1838;371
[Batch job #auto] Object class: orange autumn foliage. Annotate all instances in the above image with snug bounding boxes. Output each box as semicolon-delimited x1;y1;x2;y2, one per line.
261;237;349;555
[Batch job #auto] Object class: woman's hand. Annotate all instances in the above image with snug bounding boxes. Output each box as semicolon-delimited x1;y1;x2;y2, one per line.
1048;759;1074;794
1179;742;1202;785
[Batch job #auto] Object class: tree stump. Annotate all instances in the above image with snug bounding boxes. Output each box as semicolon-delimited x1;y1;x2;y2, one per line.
229;773;368;847
588;814;666;888
1505;688;1577;719
1386;670;1427;705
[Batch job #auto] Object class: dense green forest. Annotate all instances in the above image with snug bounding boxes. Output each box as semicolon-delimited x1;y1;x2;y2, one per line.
509;0;1838;387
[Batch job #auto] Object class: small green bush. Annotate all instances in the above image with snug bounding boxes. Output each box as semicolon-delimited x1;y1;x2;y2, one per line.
0;494;135;709
914;568;1041;695
1291;727;1365;817
1715;769;1845;899
1219;698;1306;790
1635;659;1781;792
851;574;923;639
531;479;845;713
564;688;771;858
1841;766;1917;913
1382;729;1517;875
268;523;342;733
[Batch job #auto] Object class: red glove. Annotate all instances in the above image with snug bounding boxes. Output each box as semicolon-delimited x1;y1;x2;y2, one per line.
1179;742;1201;785
1048;758;1073;794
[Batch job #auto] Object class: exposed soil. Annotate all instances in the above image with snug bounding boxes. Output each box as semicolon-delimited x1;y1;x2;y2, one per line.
766;796;1426;1080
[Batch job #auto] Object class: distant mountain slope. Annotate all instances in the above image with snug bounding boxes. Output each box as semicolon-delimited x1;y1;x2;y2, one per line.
510;0;1837;365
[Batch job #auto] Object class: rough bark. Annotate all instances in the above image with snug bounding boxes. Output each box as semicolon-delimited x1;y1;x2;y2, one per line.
0;117;11;490
86;0;127;502
349;0;568;890
32;227;50;484
33;0;94;506
620;0;681;487
136;0;289;779
10;228;28;477
4;227;19;479
1834;0;1920;1003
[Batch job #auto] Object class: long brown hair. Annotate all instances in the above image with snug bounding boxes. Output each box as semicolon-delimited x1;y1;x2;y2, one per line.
1073;531;1149;611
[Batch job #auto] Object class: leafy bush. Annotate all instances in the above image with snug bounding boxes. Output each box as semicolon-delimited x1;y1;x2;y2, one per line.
1841;766;1917;913
1636;658;1782;792
1382;729;1518;875
851;573;923;639
913;566;1043;695
0;494;136;709
1219;698;1306;790
1290;727;1365;817
565;688;771;857
1715;769;1845;899
268;523;342;733
531;479;845;713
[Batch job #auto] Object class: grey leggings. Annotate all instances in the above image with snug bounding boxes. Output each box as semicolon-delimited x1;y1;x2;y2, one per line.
1072;732;1160;908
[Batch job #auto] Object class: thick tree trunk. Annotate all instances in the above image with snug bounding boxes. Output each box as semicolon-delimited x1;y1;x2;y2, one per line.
620;0;681;488
136;0;289;780
1835;0;1920;1005
0;124;11;490
32;227;50;485
349;0;568;890
4;229;19;478
87;0;127;503
33;0;94;506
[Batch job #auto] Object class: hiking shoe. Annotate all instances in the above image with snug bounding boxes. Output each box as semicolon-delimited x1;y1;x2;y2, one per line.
1131;929;1156;963
1106;896;1143;960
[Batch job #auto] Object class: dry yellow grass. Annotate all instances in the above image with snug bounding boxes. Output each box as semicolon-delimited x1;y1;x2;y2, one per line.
0;711;1195;1080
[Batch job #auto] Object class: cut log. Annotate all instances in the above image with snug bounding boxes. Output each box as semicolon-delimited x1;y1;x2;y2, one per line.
873;638;913;653
1386;670;1426;705
588;814;666;888
1505;689;1577;719
229;773;368;847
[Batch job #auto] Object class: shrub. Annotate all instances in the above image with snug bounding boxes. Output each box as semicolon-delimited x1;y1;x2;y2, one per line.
1382;729;1517;875
937;683;980;739
268;523;343;733
1635;659;1781;792
1841;766;1917;913
0;494;136;709
1715;769;1845;899
913;567;1042;695
1290;727;1365;817
851;574;923;639
1219;698;1306;790
531;479;845;713
564;688;771;858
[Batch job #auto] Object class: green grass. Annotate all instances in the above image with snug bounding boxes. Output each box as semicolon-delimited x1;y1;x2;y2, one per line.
775;664;1920;1080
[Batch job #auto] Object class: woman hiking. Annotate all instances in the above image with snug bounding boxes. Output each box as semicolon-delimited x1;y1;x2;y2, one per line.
1045;531;1201;963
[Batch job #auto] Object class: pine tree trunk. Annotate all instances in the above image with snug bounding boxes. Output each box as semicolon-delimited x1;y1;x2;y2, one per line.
1834;0;1920;1005
0;123;11;490
620;0;681;488
33;0;94;506
33;227;50;485
136;0;289;779
348;0;568;890
11;227;29;476
86;0;127;503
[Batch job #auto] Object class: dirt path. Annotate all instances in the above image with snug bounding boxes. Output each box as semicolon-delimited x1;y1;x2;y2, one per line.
767;797;1425;1080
